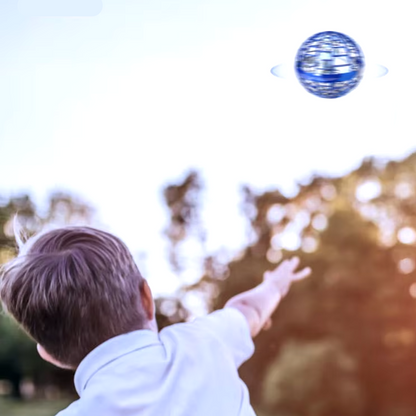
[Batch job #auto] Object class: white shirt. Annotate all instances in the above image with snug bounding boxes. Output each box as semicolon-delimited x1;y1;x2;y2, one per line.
58;307;257;416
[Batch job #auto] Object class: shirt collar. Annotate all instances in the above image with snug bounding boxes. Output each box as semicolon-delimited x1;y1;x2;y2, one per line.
74;329;161;396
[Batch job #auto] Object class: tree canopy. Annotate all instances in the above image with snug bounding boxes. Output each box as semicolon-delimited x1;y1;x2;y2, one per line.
2;151;416;416
167;153;416;416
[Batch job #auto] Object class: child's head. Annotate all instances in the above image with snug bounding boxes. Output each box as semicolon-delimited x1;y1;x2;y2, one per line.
0;226;156;369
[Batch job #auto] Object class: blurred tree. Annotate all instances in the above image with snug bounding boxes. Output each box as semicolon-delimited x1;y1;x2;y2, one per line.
154;297;190;330
186;153;416;416
163;170;205;274
262;339;364;416
161;170;208;316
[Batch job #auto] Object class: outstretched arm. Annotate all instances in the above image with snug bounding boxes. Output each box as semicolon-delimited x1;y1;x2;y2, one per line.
225;257;311;338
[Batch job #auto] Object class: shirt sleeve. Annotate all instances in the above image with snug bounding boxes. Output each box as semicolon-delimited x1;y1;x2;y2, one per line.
188;307;255;368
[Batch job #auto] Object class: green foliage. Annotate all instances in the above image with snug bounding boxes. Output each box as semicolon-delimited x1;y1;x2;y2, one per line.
0;315;43;374
262;339;364;416
0;398;71;416
155;297;190;330
4;151;416;415
163;170;205;274
183;153;416;415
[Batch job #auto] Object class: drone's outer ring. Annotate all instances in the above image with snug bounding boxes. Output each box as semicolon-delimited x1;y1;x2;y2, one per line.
270;63;388;79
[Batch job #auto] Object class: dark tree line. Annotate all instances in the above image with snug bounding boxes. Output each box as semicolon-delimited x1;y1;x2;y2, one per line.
164;153;416;416
2;152;416;416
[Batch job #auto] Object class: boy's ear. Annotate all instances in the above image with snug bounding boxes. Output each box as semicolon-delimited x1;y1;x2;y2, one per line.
140;279;155;320
37;344;73;370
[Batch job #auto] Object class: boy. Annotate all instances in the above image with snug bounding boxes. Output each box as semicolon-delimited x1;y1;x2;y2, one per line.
0;226;310;415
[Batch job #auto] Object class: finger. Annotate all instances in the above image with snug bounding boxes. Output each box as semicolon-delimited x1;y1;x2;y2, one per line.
264;268;279;280
284;257;299;273
280;258;291;267
270;259;289;275
290;257;300;269
293;267;312;280
281;258;294;270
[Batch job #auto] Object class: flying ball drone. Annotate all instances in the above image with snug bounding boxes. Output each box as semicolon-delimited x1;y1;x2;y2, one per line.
271;31;388;99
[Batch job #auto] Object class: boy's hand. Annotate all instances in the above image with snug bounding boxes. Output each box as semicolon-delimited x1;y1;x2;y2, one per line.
264;257;311;297
225;256;311;337
261;257;311;331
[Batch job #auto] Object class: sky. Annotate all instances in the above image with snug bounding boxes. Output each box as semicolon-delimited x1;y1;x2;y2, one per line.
0;0;415;300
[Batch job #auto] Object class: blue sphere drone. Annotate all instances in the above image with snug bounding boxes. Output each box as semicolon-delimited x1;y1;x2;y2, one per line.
269;31;388;99
295;31;365;99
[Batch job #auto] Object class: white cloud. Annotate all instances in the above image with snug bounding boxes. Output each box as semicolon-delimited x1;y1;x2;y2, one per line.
18;0;102;16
